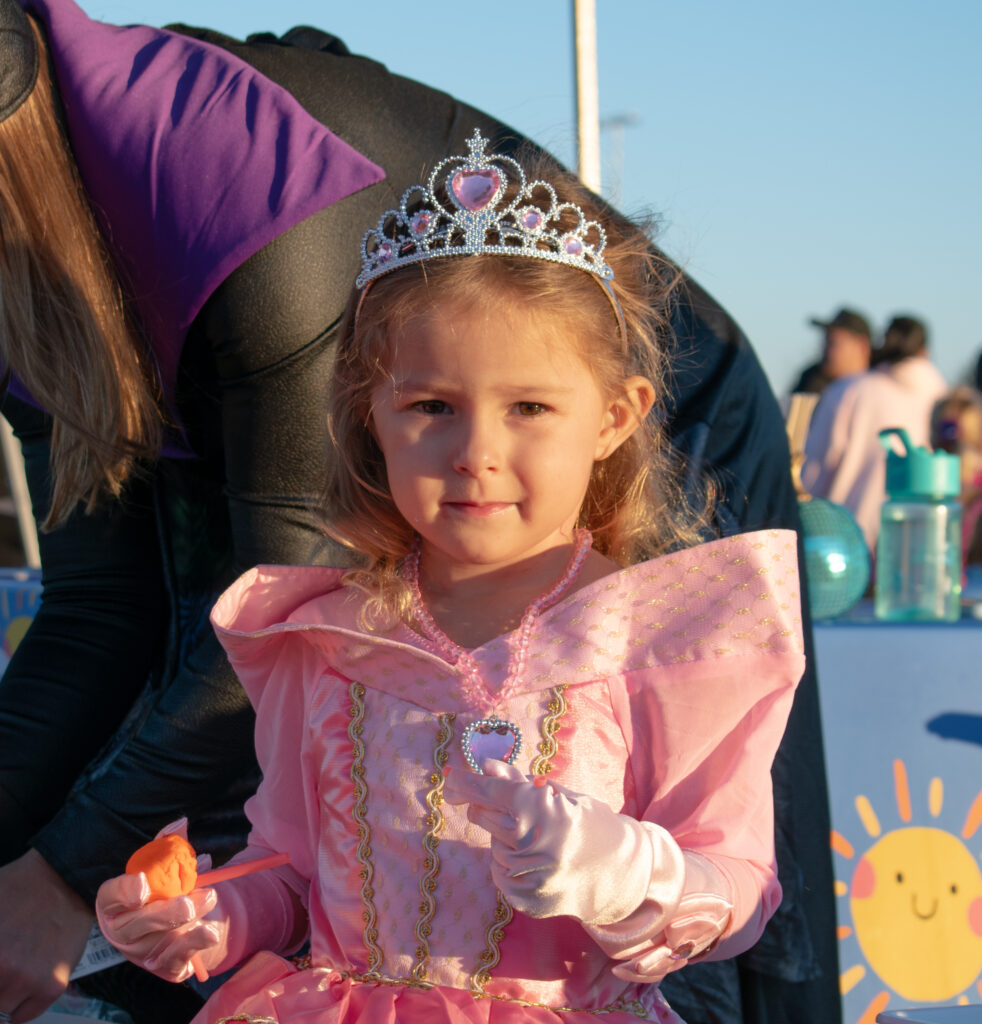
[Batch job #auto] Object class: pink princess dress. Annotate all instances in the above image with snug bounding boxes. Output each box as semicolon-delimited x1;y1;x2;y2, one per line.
195;530;805;1024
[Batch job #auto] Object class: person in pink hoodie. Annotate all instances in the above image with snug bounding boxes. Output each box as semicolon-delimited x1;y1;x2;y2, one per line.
803;314;948;552
94;134;805;1024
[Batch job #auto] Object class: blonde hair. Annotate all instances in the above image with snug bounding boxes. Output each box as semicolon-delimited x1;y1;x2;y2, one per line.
323;158;714;622
0;20;162;529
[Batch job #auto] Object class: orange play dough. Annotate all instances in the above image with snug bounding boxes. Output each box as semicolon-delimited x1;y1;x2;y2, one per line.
125;833;198;900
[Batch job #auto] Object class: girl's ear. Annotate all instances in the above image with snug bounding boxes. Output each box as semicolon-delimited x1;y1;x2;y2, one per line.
594;376;656;461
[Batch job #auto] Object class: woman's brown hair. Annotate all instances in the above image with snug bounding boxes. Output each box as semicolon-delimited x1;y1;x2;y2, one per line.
0;20;162;529
322;154;714;623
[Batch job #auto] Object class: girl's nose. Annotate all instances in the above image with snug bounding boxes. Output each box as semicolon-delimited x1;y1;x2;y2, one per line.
452;416;501;476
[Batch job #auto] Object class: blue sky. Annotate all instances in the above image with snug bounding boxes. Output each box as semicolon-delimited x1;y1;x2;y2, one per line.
77;0;982;397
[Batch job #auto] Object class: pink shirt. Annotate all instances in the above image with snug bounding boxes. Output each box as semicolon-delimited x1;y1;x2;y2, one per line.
198;530;805;1024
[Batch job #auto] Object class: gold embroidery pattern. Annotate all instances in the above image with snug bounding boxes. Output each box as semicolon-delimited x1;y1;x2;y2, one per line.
411;712;456;984
468;889;513;995
340;968;438;991
476;991;649;1018
468;686;572;995
348;681;384;976
213;1017;279;1024
338;970;648;1017
529;684;569;776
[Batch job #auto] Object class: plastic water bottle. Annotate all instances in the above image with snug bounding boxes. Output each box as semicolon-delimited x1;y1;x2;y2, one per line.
875;427;961;622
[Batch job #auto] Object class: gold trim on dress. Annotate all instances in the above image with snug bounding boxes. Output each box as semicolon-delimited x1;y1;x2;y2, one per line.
468;889;513;995
411;712;456;983
339;969;648;1017
345;685;588;1003
475;990;649;1018
339;968;440;991
348;681;385;976
529;684;568;775
213;1017;279;1024
470;685;572;994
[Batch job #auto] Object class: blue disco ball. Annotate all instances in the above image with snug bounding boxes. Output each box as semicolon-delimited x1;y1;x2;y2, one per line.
799;497;871;619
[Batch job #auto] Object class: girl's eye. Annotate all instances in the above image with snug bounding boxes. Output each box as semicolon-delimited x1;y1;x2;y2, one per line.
516;402;547;416
413;400;450;415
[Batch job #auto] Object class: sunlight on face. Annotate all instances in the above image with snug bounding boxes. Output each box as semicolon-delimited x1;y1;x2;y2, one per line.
369;300;631;578
824;327;870;379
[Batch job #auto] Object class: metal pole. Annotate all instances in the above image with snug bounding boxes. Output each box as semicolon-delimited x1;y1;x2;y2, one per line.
572;0;601;192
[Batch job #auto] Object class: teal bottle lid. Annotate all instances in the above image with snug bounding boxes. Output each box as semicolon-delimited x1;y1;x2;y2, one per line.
879;427;960;499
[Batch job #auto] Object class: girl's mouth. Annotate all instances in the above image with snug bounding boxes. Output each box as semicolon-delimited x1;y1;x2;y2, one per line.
443;501;511;518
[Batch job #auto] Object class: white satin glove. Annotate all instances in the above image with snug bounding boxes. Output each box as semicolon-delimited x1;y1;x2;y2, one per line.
585;850;733;981
443;759;685;927
95;820;226;983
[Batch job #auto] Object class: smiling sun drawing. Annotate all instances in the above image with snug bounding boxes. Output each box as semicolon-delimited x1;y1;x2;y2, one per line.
833;759;982;1022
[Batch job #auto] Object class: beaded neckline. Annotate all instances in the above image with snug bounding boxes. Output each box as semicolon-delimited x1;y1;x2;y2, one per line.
404;530;593;715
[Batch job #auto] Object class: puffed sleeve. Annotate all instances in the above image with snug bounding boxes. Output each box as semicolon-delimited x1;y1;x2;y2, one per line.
585;535;806;983
209;567;350;900
588;651;802;982
232;640;324;904
142;615;345;975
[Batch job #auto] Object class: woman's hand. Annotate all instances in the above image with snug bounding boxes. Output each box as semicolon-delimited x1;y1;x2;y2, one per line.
443;759;684;926
0;849;93;1024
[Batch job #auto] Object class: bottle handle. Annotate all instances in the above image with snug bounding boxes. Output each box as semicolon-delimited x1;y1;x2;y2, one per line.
879;427;914;455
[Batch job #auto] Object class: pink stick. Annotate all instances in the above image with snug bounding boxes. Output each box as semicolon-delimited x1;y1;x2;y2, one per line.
191;953;209;983
189;852;290;980
196;851;290;888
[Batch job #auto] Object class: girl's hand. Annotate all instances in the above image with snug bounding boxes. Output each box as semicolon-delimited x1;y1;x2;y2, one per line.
95;872;227;983
443;759;685;926
96;819;227;984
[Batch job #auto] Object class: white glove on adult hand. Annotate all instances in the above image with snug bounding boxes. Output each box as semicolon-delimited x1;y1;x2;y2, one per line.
443;759;685;927
95;819;226;983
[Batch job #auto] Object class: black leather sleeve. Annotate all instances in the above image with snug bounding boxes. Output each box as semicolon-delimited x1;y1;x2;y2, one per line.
0;394;167;866
0;392;261;899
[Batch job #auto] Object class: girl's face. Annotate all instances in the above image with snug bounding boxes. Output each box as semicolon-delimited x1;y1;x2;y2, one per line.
369;298;653;580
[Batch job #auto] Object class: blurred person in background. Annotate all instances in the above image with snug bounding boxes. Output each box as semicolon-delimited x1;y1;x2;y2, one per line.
791;307;872;396
803;314;948;551
931;387;982;565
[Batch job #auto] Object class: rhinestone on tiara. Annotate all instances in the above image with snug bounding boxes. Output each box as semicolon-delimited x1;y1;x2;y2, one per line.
356;129;616;295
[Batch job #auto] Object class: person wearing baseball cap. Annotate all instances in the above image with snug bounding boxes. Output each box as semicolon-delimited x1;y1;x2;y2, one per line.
792;306;872;394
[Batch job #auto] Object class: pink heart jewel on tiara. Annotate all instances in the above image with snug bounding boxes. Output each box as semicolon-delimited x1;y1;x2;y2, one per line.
451;169;501;212
461;716;522;773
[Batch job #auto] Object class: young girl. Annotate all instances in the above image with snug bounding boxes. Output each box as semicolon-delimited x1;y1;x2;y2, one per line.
95;131;805;1024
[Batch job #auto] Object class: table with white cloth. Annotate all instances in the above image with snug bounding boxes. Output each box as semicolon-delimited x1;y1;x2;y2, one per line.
816;599;982;1024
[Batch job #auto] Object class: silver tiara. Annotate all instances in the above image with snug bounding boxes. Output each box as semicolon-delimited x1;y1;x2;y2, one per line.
356;130;619;308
